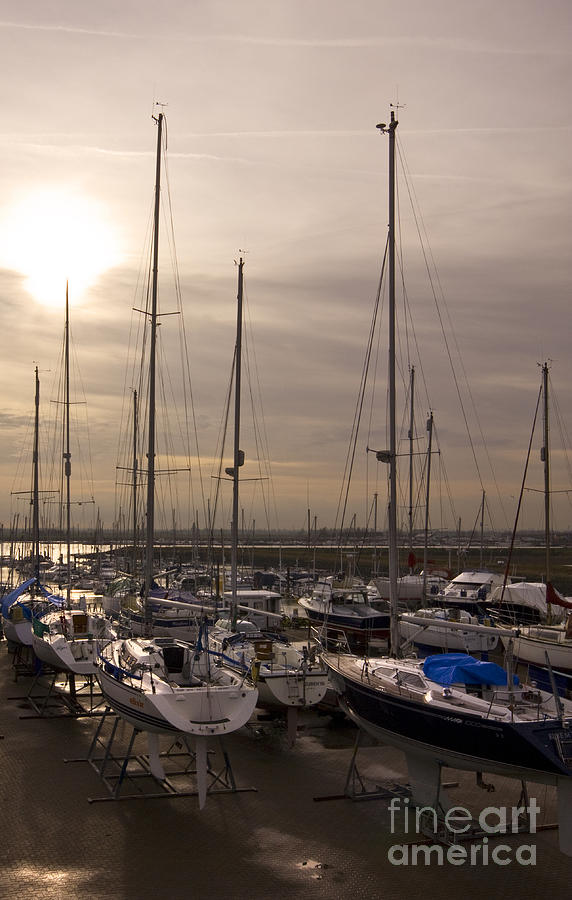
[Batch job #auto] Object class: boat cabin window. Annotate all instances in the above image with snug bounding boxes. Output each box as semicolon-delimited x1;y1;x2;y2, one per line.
397;673;426;689
121;649;139;669
372;664;399;679
163;645;186;673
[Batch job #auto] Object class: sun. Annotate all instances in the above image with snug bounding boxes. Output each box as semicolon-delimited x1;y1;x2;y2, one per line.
0;187;122;306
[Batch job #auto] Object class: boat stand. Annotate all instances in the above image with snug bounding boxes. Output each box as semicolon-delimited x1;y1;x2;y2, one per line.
314;730;414;803
65;708;257;804
10;643;37;680
15;668;106;719
415;776;559;846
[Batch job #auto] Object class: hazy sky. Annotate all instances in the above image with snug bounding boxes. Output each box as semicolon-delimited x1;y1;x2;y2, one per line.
1;1;572;539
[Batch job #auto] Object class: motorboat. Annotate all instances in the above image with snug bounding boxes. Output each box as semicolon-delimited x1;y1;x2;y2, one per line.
298;577;390;652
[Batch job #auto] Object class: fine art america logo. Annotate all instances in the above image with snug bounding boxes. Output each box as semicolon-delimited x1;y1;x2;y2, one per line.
387;797;539;866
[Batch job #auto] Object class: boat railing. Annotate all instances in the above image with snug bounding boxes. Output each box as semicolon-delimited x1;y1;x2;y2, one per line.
98;652;143;685
484;686;554;721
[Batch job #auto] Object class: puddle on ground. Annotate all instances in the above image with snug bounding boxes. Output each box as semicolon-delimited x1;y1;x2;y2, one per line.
296;859;329;879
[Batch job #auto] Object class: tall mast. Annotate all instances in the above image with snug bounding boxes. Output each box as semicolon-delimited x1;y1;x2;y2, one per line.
63;285;77;696
144;111;163;617
32;366;40;583
132;389;138;577
228;257;245;620
408;366;415;552
64;282;72;605
541;362;551;587
377;110;399;654
479;489;485;568
422;412;433;603
372;491;378;576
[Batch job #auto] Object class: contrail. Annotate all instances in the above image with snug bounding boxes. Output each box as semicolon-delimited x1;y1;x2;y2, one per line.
0;21;564;56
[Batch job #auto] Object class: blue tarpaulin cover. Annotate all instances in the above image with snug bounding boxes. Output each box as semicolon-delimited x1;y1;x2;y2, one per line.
36;584;66;608
1;578;36;619
422;653;518;686
1;579;65;622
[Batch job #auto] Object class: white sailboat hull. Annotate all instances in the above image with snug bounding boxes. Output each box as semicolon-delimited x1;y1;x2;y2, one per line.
31;633;100;675
209;626;329;709
399;612;499;653
96;667;257;735
3;617;33;646
500;627;572;674
31;610;116;675
96;638;258;736
254;669;329;709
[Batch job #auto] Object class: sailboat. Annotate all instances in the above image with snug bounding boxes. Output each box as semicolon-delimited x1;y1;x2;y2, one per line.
375;392;449;607
104;390;229;640
498;363;572;673
31;286;117;675
208;257;329;716
322;110;572;855
1;367;64;647
95;113;258;802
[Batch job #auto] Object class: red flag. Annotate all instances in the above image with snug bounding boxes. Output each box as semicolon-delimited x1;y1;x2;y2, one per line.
546;581;572;610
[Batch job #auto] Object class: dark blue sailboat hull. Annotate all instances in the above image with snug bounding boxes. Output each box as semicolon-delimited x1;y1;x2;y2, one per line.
328;661;572;782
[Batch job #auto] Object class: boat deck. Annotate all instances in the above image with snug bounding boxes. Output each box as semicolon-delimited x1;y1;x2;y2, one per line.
1;638;572;897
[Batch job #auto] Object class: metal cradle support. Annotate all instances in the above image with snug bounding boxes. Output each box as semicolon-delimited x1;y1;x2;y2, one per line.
16;667;106;718
313;729;413;803
64;708;257;804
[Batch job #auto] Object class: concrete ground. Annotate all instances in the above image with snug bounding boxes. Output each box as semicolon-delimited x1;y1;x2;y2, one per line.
1;640;572;899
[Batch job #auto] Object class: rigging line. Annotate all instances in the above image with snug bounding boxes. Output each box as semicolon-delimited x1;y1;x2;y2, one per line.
178;307;208;526
431;420;458;526
465;502;484;552
162;140;208;532
387;189;441;531
243;349;271;534
335;243;389;557
549;372;572;514
242;288;276;534
500;381;543;601
395;163;414;378
155;343;179;531
69;337;96;506
116;198;155;477
209;348;236;541
393;250;432;420
335;235;389;547
392;150;434;417
115;257;152;520
364;279;384;530
114;201;154;534
156;331;190;480
482;493;501;544
8;381;36;499
45;327;67;534
396;136;509;529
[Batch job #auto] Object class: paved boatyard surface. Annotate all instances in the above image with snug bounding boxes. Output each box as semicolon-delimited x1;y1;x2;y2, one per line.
1;640;572;899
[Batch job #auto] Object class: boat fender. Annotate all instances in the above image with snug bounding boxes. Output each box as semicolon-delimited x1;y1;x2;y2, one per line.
251;659;261;683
